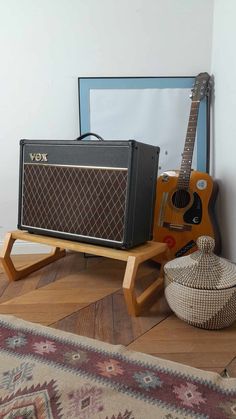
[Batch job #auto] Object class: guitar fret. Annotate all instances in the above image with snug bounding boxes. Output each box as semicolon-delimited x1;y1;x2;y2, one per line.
177;99;200;189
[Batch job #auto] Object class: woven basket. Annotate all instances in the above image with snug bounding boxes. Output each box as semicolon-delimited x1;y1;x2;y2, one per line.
164;236;236;329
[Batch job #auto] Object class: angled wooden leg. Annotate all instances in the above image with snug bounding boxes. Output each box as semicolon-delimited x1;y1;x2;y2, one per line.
0;232;66;281
122;256;139;316
122;246;169;316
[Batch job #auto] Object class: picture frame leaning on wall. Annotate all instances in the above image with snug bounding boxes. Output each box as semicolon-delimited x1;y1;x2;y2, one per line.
78;76;210;174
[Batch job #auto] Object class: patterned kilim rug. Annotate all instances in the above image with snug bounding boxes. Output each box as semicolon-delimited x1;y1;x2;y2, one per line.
1;315;236;419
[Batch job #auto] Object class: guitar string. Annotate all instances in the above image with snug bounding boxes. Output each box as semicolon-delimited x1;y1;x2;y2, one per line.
170;100;200;230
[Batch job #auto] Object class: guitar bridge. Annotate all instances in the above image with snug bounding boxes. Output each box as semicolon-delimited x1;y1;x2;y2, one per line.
163;222;192;232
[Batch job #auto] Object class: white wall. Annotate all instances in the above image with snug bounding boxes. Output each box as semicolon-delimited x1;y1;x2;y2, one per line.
0;0;214;253
211;0;236;261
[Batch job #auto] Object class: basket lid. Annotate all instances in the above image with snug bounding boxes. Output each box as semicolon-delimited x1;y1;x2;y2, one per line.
164;236;236;290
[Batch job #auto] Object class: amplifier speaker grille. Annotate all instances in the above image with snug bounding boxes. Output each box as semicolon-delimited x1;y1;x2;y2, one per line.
22;164;128;242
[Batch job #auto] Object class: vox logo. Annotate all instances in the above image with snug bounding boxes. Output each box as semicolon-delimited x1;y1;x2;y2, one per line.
29;153;48;162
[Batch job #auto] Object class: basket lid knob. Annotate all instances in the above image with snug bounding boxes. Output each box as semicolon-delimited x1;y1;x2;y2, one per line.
196;236;215;253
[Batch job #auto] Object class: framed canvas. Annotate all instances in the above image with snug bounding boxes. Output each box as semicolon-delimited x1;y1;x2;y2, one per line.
78;77;210;173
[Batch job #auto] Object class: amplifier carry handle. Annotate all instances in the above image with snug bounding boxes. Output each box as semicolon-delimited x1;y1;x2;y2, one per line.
74;132;104;142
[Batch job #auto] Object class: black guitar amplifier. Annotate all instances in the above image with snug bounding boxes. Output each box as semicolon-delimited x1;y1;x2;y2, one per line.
18;137;160;249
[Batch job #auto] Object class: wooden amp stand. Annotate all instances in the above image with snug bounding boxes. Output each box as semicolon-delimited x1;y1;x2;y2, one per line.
0;230;169;316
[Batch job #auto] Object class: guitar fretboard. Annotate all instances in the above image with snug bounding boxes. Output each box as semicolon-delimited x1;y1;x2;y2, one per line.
177;101;200;189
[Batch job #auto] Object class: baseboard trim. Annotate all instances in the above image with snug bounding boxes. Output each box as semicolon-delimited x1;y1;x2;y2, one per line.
0;240;51;255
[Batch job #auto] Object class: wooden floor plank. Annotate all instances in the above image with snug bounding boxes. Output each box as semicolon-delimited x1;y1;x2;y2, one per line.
94;294;114;342
0;253;70;302
0;258;123;324
127;314;236;371
0;302;87;325
52;289;171;346
51;303;97;338
0;279;29;303
0;273;9;297
151;352;235;369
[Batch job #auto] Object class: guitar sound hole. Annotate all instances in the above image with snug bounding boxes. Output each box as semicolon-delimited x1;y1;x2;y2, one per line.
172;189;191;209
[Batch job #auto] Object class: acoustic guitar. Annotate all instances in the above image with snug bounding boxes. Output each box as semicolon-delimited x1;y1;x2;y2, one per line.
153;72;220;259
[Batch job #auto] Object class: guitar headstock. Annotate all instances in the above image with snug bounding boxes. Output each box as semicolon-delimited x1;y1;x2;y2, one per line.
191;72;211;101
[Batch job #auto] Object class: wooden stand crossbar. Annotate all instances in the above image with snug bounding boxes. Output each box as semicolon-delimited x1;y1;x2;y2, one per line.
0;230;169;316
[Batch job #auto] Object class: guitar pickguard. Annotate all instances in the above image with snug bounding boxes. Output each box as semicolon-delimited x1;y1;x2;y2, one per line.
183;192;202;225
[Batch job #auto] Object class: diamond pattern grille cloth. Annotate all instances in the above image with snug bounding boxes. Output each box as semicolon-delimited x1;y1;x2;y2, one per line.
22;164;128;242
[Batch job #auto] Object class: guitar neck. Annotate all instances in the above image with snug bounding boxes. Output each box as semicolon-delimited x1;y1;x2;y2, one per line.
177;100;200;189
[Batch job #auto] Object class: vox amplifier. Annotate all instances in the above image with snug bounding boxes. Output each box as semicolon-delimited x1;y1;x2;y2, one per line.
18;137;160;249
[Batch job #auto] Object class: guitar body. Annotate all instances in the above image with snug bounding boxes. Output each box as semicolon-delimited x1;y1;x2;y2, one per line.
153;169;220;260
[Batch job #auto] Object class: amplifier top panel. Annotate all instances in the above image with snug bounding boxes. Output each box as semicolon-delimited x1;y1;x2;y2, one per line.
21;140;135;168
20;139;159;169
